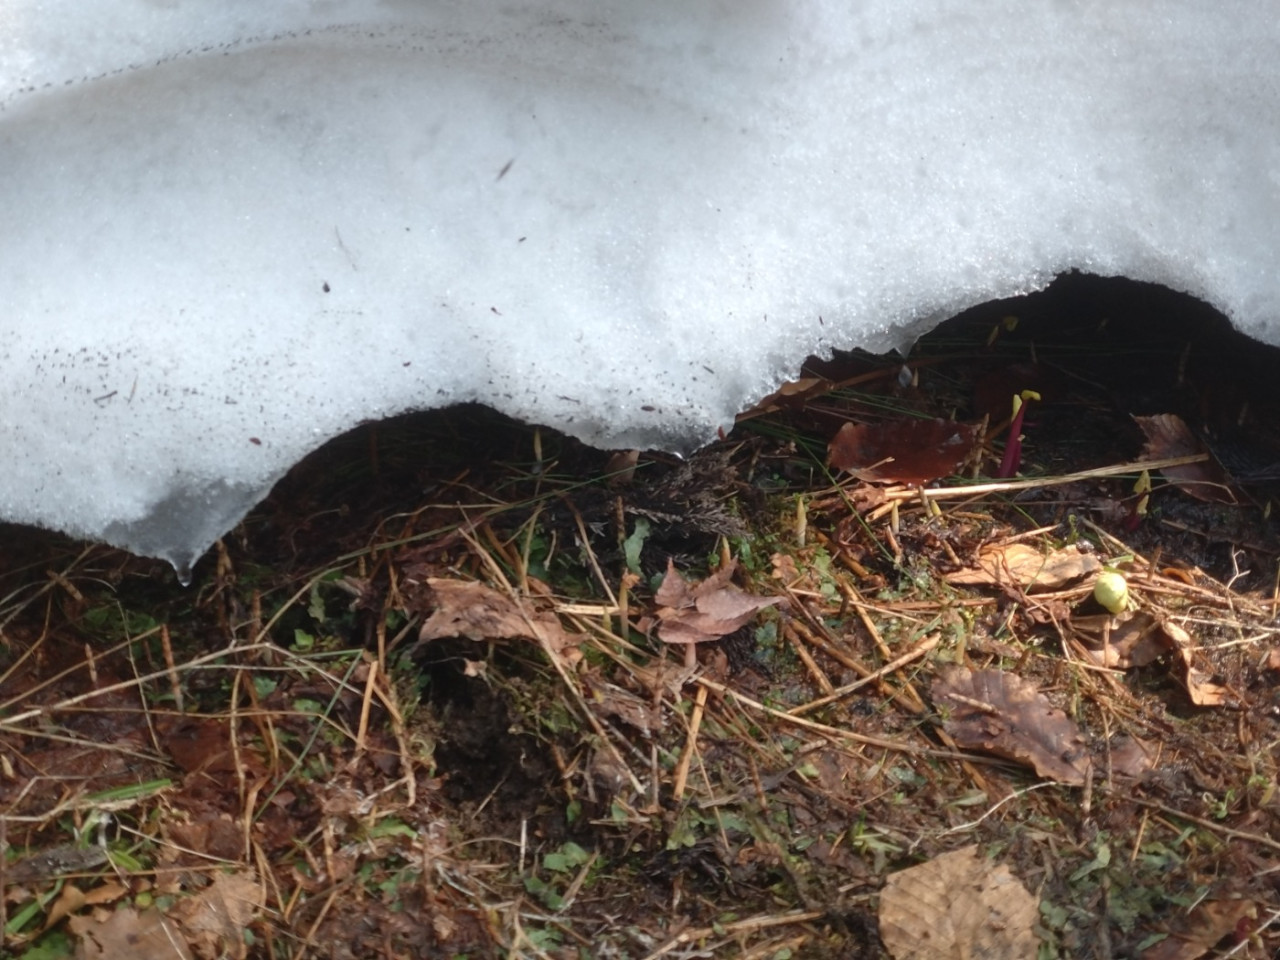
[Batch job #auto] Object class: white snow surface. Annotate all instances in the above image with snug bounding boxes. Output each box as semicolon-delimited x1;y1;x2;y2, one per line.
3;1;1279;575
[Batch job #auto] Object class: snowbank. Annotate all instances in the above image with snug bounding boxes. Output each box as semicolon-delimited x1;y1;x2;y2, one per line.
3;1;1278;576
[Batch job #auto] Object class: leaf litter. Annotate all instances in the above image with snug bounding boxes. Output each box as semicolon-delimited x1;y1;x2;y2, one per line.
4;275;1280;959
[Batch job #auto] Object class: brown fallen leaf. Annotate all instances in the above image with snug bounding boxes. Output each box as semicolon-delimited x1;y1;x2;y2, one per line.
947;542;1099;591
69;906;194;960
415;578;581;665
828;418;979;484
1140;898;1257;960
164;718;240;774
931;666;1092;785
1135;413;1239;503
1074;614;1232;705
171;871;265;960
1073;611;1172;669
44;883;87;932
654;559;779;649
583;672;661;738
879;844;1040;960
1108;734;1158;779
1163;620;1233;707
739;375;834;419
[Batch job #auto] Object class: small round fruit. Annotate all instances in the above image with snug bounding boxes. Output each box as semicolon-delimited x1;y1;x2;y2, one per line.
1093;571;1130;614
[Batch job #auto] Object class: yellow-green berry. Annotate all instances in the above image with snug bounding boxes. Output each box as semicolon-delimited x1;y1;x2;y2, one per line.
1093;571;1130;614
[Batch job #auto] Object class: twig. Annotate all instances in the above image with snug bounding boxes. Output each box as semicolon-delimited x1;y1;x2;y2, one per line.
671;684;708;803
1130;798;1280;853
881;454;1211;502
788;633;940;716
784;621;834;695
694;675;978;761
642;909;826;960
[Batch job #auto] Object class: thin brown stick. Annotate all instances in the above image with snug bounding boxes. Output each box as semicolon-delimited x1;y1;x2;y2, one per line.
159;624;184;713
880;454;1210;502
672;683;708;803
1130;798;1280;853
694;675;977;761
788;633;940;716
641;909;827;960
784;621;834;695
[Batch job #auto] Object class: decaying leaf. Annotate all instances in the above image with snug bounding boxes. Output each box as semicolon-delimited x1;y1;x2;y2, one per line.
1074;615;1233;705
740;375;833;418
171;871;265;960
415;578;581;664
1164;620;1233;707
879;844;1040;960
1074;614;1232;706
1073;611;1172;668
1109;734;1158;779
654;559;778;648
583;672;661;738
947;542;1099;591
1140;898;1257;960
828;418;978;483
1135;413;1239;503
69;906;194;960
931;666;1092;785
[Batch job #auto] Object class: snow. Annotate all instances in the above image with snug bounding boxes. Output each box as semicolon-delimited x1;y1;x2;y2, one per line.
2;1;1278;578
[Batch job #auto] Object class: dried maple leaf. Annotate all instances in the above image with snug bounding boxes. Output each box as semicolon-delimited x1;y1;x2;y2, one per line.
931;666;1092;785
947;542;1099;591
828;418;978;483
879;845;1040;960
1135;413;1239;503
415;578;581;664
654;559;778;651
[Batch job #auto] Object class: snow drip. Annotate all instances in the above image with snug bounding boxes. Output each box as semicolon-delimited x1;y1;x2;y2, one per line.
2;1;1279;574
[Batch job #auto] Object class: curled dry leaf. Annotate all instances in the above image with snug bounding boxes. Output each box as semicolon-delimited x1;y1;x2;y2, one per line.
583;672;661;738
931;666;1092;785
1073;611;1172;669
879;844;1040;960
1140;898;1258;960
654;559;779;647
416;578;581;665
1134;413;1239;503
1163;620;1233;707
828;418;979;484
1074;615;1232;705
947;542;1099;591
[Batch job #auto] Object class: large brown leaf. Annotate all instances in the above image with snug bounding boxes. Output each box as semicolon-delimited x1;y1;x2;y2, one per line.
828;418;978;484
931;666;1092;784
879;844;1040;960
416;578;581;663
947;542;1099;591
1134;413;1239;503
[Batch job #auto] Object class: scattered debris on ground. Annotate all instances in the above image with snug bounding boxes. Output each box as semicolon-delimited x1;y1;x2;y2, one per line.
3;274;1280;959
